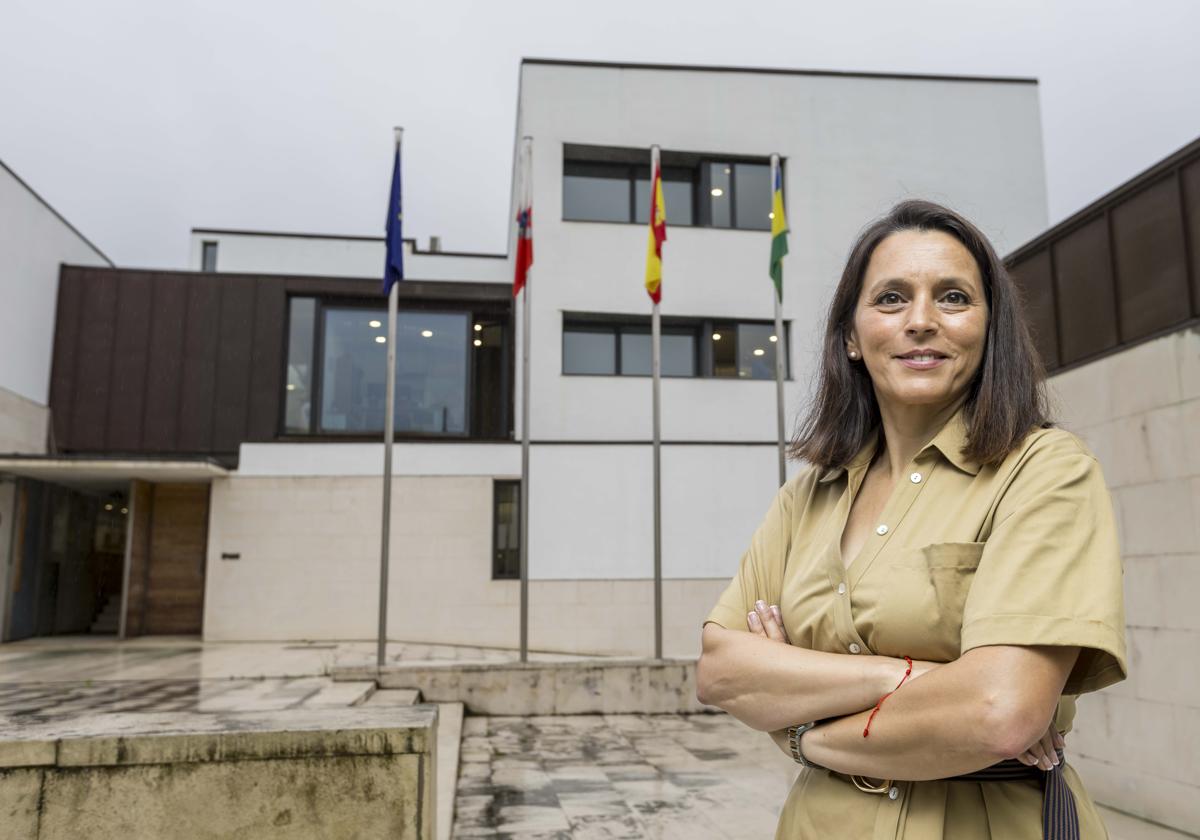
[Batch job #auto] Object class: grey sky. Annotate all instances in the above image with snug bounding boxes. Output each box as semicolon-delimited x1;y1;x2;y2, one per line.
3;0;1198;269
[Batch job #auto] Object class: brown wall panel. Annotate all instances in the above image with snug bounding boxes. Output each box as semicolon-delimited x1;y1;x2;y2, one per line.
142;275;189;452
69;271;119;450
1111;176;1190;341
1051;216;1119;365
105;272;153;450
247;279;286;441
176;278;222;452
123;479;154;637
49;269;84;450
1008;249;1059;370
1182;161;1200;317
144;483;208;635
212;280;256;452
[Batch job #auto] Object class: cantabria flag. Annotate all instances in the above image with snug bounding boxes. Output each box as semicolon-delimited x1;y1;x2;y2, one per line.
769;162;788;301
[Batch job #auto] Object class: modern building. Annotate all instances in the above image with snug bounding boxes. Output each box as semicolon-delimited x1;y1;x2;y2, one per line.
5;57;1054;654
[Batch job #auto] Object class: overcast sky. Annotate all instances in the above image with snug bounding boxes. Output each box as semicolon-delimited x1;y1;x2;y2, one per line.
3;0;1198;269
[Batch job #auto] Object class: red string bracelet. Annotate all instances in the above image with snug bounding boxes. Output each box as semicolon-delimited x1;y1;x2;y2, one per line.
863;656;912;738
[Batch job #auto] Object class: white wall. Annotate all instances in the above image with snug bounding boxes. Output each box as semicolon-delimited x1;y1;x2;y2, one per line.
188;230;508;283
513;63;1049;443
0;386;49;455
0;160;110;411
237;441;519;477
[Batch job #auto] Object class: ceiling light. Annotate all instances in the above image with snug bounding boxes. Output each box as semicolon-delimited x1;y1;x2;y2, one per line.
723;167;731;174
286;383;296;391
753;348;765;356
710;188;724;197
369;320;382;328
421;330;433;338
474;324;482;332
375;336;386;344
768;212;774;219
120;508;128;515
473;338;482;347
104;503;113;511
769;335;777;343
712;333;722;341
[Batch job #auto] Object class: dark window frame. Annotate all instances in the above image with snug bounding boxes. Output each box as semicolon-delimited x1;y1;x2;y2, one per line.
280;294;511;441
562;313;790;380
491;479;520;581
562;145;780;231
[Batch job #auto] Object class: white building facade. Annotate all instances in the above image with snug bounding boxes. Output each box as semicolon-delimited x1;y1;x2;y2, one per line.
192;59;1049;656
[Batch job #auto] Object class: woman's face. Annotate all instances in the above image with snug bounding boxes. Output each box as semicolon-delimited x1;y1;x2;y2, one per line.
846;229;989;412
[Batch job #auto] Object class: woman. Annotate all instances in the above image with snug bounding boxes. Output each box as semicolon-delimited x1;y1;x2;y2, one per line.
696;200;1126;839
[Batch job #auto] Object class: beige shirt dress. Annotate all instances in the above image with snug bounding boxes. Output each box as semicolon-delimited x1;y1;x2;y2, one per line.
704;405;1128;839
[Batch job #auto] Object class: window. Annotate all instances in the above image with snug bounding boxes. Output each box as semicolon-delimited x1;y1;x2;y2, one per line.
563;315;787;380
201;241;218;272
563;145;775;231
284;298;315;432
493;480;520;580
284;297;510;438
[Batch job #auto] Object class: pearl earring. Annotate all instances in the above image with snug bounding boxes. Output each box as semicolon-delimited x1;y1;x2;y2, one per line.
849;350;859;360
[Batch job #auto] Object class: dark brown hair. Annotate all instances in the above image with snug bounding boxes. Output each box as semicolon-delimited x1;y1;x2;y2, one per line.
788;199;1053;472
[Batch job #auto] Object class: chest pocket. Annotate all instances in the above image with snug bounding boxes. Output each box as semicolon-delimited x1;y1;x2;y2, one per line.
870;541;985;662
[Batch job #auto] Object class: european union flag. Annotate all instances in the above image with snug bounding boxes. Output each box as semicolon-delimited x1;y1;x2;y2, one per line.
383;143;403;296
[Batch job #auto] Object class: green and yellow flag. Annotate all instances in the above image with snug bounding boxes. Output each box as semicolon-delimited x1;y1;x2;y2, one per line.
769;162;788;301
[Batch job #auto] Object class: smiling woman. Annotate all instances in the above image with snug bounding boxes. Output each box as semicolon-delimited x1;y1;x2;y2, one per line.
696;200;1127;840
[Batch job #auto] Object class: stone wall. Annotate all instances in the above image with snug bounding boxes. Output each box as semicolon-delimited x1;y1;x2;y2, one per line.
1047;324;1200;834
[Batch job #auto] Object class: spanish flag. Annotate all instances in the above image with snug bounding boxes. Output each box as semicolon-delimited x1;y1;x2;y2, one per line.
644;154;667;303
769;159;788;301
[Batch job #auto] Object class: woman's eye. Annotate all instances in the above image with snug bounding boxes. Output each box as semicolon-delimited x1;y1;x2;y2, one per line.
877;292;902;305
944;291;968;304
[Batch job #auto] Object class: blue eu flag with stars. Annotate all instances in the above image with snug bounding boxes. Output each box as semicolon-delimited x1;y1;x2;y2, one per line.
383;143;403;296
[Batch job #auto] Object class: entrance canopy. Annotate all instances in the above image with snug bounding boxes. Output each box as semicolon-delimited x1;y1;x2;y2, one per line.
0;455;228;493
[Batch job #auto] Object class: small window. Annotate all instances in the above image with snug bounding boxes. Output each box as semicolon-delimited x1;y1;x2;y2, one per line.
285;297;316;433
634;167;695;227
733;163;772;231
618;329;697;376
493;480;520;580
201;241;218;272
563;162;632;223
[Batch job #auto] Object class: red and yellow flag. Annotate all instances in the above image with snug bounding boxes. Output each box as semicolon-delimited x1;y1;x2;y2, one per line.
644;159;667;303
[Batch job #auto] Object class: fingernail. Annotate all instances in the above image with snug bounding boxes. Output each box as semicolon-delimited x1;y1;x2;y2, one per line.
771;605;782;620
755;600;766;611
748;612;760;627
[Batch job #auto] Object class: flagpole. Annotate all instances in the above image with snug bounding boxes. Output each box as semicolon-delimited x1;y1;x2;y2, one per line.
770;153;787;487
650;144;663;661
518;136;533;664
378;126;402;670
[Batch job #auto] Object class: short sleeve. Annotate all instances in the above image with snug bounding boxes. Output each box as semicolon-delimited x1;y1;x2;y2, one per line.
960;432;1128;694
703;480;794;632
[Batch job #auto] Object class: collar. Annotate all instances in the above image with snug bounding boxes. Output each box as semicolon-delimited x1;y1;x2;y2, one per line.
816;405;981;483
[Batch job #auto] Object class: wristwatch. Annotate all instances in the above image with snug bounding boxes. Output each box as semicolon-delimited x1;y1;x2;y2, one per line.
786;722;826;770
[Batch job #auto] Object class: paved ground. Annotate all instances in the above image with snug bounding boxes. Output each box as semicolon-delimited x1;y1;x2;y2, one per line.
453;713;796;839
0;637;1192;840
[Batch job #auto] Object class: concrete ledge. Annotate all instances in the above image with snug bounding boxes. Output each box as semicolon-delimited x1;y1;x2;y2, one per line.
334;657;716;715
0;706;438;840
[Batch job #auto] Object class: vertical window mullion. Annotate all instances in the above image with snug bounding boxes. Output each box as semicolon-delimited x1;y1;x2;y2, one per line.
729;164;738;229
311;299;325;435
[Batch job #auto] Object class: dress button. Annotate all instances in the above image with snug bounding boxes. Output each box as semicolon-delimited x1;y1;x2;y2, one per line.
836;583;846;595
910;472;922;483
888;786;899;800
849;643;861;654
875;524;889;535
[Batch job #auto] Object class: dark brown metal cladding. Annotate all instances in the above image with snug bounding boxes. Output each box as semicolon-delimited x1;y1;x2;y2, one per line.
1005;134;1200;376
49;266;513;462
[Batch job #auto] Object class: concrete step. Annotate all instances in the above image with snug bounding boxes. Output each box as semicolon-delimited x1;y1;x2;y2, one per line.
435;703;463;840
360;689;421;707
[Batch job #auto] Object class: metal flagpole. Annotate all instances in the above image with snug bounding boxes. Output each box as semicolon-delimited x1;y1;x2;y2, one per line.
518;137;533;664
378;126;402;670
650;144;663;661
770;153;787;487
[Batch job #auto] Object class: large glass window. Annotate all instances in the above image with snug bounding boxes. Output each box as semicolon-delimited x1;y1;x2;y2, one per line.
493;480;520;580
284;296;507;438
565;148;774;231
563;316;782;379
320;308;469;434
285;298;315;432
